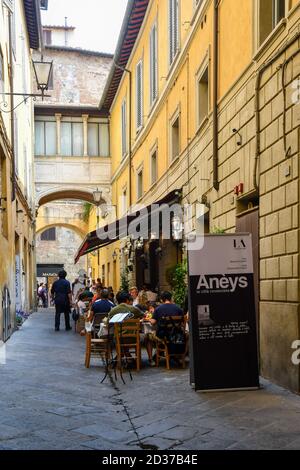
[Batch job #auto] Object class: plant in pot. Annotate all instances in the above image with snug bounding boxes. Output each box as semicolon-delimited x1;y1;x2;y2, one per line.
166;260;188;308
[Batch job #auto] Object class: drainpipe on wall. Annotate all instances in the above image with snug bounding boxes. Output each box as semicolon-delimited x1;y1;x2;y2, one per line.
8;10;15;202
213;0;220;191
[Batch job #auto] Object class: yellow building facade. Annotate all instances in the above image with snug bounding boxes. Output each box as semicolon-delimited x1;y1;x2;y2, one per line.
84;0;300;392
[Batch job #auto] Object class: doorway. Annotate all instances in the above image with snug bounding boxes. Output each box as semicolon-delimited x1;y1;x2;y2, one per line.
236;207;260;349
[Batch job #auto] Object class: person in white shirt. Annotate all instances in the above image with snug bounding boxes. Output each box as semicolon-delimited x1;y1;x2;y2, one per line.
129;287;139;307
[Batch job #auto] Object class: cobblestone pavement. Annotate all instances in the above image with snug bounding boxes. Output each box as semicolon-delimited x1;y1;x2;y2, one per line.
1;310;300;450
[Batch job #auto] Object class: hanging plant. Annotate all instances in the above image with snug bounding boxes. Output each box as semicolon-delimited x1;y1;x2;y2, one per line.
82;203;93;223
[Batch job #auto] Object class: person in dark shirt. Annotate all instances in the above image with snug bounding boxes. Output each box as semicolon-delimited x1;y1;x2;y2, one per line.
91;289;115;316
51;270;73;332
151;291;183;325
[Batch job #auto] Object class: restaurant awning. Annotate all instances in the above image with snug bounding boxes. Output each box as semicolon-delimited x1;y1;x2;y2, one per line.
74;189;181;263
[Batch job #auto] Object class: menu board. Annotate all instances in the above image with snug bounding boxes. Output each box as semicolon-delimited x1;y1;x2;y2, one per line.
188;234;259;392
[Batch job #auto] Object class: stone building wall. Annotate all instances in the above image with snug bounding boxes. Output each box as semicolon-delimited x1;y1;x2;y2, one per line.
180;31;300;392
129;16;300;392
36;226;86;283
33;47;113;107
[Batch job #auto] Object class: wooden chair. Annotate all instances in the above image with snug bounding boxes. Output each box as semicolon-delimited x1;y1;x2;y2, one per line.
114;319;141;373
154;316;188;370
91;312;107;338
85;331;112;371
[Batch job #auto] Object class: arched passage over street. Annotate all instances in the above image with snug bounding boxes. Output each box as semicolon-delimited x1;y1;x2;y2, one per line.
36;222;86;240
36;186;110;209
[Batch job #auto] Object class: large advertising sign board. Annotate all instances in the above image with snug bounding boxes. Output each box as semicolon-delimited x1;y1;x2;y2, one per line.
188;234;259;392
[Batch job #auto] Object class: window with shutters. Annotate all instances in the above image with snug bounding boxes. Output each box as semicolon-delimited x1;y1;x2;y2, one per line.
170;112;180;161
137;168;143;200
258;0;286;46
150;21;158;106
150;147;158;185
197;65;209;127
121;99;127;157
136;60;143;131
169;0;179;66
41;228;56;241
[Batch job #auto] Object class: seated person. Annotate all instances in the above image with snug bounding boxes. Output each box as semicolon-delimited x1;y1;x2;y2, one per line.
107;291;144;322
150;291;185;356
77;293;90;316
150;291;183;326
90;289;115;335
107;292;144;361
143;302;158;366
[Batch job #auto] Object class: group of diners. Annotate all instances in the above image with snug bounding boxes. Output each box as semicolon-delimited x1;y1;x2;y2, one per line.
75;286;186;367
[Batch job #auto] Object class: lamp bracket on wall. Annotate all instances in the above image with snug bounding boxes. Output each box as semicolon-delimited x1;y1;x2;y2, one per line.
232;128;242;146
0;93;51;113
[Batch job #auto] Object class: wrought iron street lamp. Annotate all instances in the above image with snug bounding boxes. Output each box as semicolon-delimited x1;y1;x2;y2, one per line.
0;59;53;113
172;215;183;241
32;60;53;98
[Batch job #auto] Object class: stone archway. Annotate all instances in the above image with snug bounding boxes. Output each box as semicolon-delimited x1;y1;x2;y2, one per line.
36;222;87;239
36;222;87;284
36;185;111;209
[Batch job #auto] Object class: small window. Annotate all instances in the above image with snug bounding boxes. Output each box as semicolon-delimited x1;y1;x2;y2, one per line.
137;169;143;200
43;30;52;46
121;99;127;157
259;0;285;46
88;122;109;157
198;65;209;126
40;0;49;10
171;115;180;161
35;120;57;156
150;148;158;185
136;61;143;131
61;122;83;156
41;228;56;241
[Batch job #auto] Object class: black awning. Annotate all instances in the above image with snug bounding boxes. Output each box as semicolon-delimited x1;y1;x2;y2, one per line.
74;189;181;263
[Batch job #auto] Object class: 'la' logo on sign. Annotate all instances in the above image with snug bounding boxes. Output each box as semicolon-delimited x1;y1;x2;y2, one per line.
234;239;246;249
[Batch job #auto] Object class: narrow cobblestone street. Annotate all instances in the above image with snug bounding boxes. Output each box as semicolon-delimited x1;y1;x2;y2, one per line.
1;311;300;450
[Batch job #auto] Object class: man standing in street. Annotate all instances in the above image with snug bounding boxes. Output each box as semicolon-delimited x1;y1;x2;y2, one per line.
51;270;73;332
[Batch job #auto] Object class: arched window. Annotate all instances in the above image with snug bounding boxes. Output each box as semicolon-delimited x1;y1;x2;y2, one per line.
41;228;56;241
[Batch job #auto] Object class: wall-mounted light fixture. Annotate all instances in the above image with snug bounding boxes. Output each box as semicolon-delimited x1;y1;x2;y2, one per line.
1;60;53;113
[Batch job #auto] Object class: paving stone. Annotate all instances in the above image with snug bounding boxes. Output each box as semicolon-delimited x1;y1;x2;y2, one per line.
72;424;133;443
157;426;199;442
0;425;27;440
2;310;300;451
